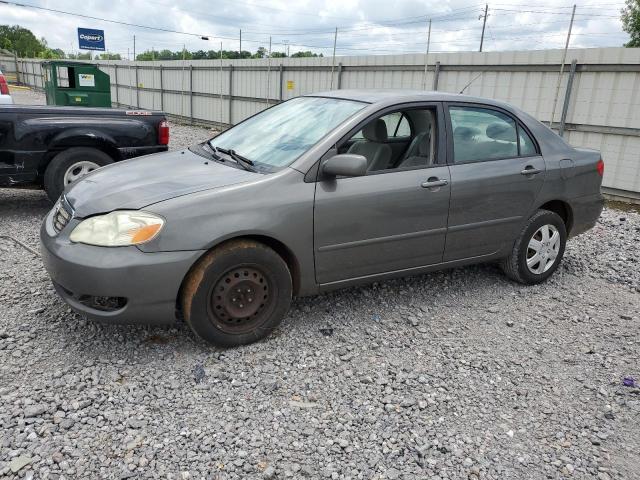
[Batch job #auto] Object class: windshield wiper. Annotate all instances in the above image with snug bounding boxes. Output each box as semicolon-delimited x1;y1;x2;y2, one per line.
208;144;255;171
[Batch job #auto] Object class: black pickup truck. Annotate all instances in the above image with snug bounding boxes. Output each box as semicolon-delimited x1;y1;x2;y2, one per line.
0;105;169;201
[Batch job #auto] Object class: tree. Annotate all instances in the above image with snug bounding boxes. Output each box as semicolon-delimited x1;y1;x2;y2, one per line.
98;52;122;60
270;52;287;58
252;47;268;58
69;52;93;60
0;25;47;57
291;50;322;58
622;0;640;46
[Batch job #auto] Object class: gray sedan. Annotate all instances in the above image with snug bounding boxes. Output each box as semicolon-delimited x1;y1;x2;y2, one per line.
40;90;604;347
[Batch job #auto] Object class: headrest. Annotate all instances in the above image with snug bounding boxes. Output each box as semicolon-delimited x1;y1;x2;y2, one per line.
486;122;514;142
417;131;431;156
454;126;479;141
362;118;388;142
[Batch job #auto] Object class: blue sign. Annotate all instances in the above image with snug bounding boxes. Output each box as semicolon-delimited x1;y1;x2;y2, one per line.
78;28;105;51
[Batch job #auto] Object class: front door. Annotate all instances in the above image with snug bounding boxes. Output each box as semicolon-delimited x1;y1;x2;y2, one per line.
313;103;450;285
444;103;546;261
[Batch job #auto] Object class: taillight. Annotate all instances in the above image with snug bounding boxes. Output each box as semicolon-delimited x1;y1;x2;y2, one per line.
596;158;604;177
0;75;9;95
158;120;169;145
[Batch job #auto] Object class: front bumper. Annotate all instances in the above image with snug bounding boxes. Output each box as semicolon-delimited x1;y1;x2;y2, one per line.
40;208;204;325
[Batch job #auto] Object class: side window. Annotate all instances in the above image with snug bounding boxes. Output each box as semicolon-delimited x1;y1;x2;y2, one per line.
395;115;411;137
450;106;517;163
518;128;537;156
339;108;435;173
352;112;411;140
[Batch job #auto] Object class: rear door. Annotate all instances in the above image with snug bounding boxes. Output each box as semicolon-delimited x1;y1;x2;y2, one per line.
444;103;545;261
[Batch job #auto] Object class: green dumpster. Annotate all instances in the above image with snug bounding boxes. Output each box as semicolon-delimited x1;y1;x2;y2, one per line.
43;61;111;107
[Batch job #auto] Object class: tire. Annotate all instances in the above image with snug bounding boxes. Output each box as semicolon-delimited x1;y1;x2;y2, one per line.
43;147;114;202
181;239;292;347
500;209;567;285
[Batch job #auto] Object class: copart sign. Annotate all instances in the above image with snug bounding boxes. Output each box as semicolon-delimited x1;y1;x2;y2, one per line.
78;28;106;51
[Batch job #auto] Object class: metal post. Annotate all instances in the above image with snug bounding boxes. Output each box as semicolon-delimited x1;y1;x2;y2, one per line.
228;64;233;125
337;62;343;89
558;59;577;137
181;45;185;118
135;65;139;107
220;42;224;125
422;18;432;90
159;65;164;111
330;27;338;90
189;64;194;125
13;51;20;84
114;64;119;106
133;35;136;60
479;4;488;52
433;61;440;90
239;29;242;58
266;37;272;105
279;64;283;101
549;4;576;129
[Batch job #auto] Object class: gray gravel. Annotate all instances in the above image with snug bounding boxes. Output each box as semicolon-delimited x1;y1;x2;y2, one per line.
1;90;640;480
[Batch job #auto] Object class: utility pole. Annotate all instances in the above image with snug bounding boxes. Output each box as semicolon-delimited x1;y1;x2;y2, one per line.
133;35;136;61
549;4;576;129
479;4;488;52
239;29;242;58
330;27;338;90
422;18;432;90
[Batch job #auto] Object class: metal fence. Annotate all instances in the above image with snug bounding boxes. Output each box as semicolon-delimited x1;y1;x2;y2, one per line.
8;47;640;201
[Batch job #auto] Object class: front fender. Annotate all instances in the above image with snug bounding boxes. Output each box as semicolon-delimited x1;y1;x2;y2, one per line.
139;168;318;295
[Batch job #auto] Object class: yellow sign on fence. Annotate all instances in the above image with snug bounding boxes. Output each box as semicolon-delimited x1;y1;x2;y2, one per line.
286;80;295;90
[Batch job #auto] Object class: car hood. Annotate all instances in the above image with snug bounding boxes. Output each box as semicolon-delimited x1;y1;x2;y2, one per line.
65;149;258;217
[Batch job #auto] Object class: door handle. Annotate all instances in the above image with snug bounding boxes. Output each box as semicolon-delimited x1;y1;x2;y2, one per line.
421;177;449;188
521;166;542;176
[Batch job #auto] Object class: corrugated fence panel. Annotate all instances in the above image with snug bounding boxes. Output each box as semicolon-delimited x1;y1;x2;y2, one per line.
11;48;640;197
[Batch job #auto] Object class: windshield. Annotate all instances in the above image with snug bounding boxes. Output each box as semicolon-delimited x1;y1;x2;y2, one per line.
208;96;366;172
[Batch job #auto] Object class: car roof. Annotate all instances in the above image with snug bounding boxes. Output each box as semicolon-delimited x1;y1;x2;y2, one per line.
304;89;515;110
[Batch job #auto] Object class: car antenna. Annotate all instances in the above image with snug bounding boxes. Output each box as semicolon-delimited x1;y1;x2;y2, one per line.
459;72;484;94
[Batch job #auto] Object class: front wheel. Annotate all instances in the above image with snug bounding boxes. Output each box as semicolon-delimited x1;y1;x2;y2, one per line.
181;240;292;347
501;209;567;285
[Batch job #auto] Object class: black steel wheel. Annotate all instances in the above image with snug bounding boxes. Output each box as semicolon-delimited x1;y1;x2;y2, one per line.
209;266;275;335
182;240;292;347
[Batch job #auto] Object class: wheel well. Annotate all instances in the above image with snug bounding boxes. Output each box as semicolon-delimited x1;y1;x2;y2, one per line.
242;235;301;296
176;235;301;319
539;200;573;234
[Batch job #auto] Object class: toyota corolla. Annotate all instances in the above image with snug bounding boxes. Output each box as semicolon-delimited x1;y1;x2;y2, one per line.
40;90;604;347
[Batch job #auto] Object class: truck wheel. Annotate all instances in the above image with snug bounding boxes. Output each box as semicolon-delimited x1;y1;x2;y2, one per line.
181;239;292;347
44;147;114;202
501;209;567;285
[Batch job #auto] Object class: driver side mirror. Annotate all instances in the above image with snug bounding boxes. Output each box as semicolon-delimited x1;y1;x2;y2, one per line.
321;154;368;178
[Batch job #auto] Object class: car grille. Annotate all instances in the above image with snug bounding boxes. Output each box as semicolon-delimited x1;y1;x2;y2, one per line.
52;198;72;233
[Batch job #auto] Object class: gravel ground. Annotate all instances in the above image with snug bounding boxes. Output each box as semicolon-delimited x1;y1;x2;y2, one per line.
1;90;639;480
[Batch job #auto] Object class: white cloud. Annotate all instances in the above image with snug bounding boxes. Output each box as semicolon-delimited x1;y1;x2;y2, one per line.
0;0;630;58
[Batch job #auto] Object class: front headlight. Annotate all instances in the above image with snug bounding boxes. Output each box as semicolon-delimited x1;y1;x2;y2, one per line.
69;211;164;247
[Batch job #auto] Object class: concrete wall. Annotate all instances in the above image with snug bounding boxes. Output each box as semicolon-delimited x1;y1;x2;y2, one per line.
13;47;640;199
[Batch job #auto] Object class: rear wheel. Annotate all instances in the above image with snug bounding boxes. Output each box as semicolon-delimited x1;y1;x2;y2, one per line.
501;209;567;285
181;240;292;347
44;147;114;201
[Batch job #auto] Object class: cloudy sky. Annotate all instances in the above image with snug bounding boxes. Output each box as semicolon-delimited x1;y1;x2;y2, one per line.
0;0;630;58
